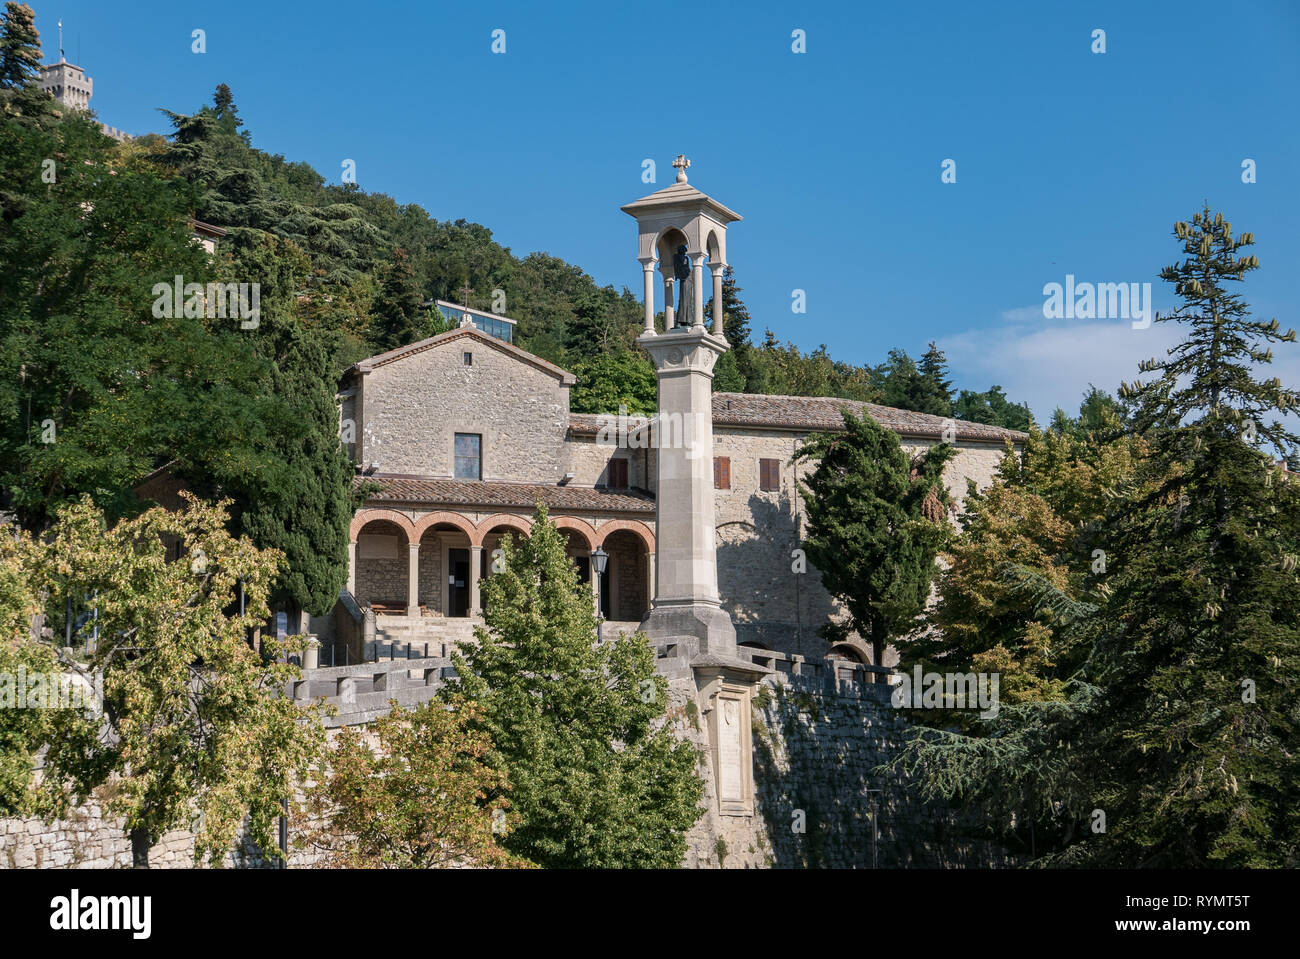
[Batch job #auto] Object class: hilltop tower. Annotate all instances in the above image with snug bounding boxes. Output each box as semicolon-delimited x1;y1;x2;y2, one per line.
38;57;92;111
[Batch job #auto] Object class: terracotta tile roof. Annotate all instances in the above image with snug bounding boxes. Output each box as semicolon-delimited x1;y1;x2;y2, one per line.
355;475;654;513
568;395;1027;443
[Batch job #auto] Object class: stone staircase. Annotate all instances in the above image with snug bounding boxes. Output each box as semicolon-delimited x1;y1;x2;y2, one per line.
367;614;482;661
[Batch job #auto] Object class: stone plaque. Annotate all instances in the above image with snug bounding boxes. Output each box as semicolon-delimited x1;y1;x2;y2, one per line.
717;696;743;803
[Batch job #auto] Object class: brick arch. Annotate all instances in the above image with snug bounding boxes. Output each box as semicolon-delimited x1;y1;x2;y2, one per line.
412;510;477;541
472;513;532;549
350;508;416;542
552;516;598;549
594;519;655;552
716;520;759;535
828;639;872;664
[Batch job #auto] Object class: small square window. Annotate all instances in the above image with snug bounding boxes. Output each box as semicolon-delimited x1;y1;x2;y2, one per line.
463;352;473;366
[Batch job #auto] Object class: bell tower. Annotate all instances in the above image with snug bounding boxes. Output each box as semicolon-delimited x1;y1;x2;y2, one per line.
624;158;767;821
621;157;759;660
623;156;743;657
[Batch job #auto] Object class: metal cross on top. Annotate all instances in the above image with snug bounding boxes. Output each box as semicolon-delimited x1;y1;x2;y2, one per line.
673;154;691;183
459;283;473;308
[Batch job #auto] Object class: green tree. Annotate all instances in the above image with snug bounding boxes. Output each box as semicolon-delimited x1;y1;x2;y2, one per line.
705;265;758;390
917;341;956;416
168;229;357;627
569;350;657;417
3;495;322;867
299;697;528;868
0;101;268;529
795;411;954;666
880;348;929;412
896;209;1300;867
954;384;1033;431
232;325;356;625
372;246;430;350
0;2;40;91
1086;208;1300;866
447;505;703;868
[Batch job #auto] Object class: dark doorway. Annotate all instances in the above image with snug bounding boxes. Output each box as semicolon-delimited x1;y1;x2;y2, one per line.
449;548;471;617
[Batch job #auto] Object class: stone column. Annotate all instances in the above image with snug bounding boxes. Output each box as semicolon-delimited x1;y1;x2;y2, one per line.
346;540;357;595
663;275;676;330
711;263;726;336
645;550;655;616
636;327;737;656
469;545;483;617
640;257;657;334
691;254;706;331
406;543;420;617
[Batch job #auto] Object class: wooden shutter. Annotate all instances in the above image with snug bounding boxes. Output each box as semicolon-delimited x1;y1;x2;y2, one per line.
609;458;628;490
760;458;779;491
714;456;730;490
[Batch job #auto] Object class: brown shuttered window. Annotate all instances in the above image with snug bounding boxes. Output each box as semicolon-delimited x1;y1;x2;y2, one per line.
608;457;629;490
714;456;731;490
759;458;780;492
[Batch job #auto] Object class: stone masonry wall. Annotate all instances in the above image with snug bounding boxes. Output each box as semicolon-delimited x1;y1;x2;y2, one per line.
747;674;1017;868
2;657;1014;870
711;428;1009;659
357;333;570;483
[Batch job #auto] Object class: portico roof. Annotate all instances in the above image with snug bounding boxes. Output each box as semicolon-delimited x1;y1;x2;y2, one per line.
355;474;654;514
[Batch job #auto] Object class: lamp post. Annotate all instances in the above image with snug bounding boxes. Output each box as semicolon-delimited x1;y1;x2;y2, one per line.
591;546;608;639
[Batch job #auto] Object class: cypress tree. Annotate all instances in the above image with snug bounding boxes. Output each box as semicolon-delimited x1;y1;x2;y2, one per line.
796;411;953;666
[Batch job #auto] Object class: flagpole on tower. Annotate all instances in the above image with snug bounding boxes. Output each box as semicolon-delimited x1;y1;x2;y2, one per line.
58;19;64;61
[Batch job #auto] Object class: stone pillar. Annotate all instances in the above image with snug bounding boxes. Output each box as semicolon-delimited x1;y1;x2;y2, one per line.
711;263;726;336
645;550;655;616
636;326;737;656
663;275;676;330
406;543;420;617
691;254;706;331
640;257;657;334
346;540;357;595
469;545;483;617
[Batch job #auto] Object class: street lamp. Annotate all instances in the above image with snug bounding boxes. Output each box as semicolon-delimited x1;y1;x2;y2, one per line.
590;547;608;638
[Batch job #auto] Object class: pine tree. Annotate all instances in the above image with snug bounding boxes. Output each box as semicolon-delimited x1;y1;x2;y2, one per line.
895;209;1300;867
706;266;757;390
447;506;703;868
917;341;955;416
1086;208;1300;866
373;247;429;350
879;349;926;412
795;411;953;666
0;3;41;90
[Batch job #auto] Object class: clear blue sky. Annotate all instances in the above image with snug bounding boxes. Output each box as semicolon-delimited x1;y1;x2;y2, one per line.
29;0;1300;419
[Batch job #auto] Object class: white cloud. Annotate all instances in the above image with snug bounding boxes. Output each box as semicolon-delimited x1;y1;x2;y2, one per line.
940;315;1183;420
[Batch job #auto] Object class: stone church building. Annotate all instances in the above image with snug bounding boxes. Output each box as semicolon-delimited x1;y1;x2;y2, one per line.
336;320;1025;667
